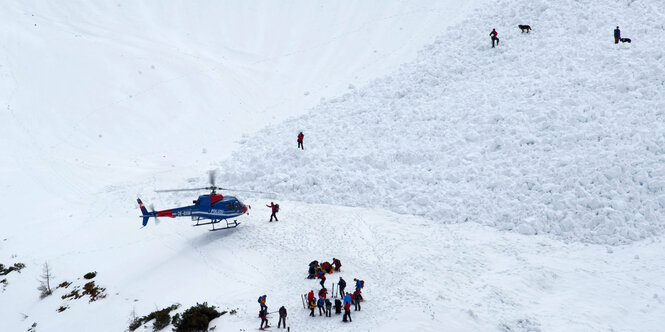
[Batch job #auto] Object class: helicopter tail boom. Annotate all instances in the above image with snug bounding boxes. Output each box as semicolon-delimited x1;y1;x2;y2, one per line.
137;198;152;227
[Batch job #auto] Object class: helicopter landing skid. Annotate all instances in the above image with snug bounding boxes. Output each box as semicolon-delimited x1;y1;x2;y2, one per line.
193;219;240;231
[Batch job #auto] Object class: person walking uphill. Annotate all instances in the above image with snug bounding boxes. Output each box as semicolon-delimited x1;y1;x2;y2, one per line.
490;28;499;48
278;306;287;328
297;131;304;150
614;26;621;44
266;202;279;222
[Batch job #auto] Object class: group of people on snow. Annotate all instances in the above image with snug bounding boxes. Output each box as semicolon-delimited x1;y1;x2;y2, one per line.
303;265;365;323
307;258;342;279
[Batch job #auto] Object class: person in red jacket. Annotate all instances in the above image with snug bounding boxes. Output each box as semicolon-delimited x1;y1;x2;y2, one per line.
307;290;315;302
318;271;326;288
321;261;332;274
266;202;279;222
343;302;352;322
297;132;304;150
318;287;328;299
490;28;499;48
332;258;341;272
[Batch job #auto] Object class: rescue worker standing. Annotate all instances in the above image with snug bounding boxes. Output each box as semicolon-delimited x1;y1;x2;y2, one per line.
309;298;316;317
317;297;325;316
325;298;332;317
343;301;352;322
490;28;499;48
266;202;279;222
353;289;362;311
278;306;287;328
338;277;346;298
297;131;304;150
614;26;621;44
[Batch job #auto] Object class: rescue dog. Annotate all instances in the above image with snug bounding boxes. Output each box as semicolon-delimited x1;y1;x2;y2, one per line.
620;38;631;43
518;24;532;33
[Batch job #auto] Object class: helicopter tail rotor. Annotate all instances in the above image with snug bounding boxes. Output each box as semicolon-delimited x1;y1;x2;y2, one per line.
149;204;161;225
137;198;159;227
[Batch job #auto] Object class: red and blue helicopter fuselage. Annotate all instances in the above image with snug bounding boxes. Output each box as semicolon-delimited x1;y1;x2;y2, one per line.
137;194;248;227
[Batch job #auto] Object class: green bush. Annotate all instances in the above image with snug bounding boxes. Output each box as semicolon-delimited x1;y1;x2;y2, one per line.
172;302;224;332
83;271;97;279
129;304;180;332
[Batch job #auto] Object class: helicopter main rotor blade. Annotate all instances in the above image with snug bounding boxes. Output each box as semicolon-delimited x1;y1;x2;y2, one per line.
155;187;209;193
208;170;217;187
217;187;276;195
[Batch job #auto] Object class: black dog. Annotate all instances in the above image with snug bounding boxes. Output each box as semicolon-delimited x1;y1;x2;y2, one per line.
518;25;532;33
620;38;631;43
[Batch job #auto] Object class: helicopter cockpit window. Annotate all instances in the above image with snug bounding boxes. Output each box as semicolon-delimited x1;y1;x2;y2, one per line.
225;203;234;210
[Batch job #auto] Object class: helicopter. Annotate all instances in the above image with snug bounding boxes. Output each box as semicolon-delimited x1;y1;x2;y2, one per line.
137;172;272;231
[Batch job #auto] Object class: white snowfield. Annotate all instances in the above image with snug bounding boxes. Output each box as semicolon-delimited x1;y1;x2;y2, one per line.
1;0;665;332
218;0;665;245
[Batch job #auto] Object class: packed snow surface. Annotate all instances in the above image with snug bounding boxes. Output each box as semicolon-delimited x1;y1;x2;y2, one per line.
218;0;665;245
2;0;665;331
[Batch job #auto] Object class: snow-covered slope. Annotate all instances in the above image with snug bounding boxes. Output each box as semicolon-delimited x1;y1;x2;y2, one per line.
218;0;665;245
2;0;665;331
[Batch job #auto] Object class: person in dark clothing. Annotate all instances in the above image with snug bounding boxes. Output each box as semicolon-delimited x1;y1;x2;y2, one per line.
334;298;342;314
317;297;325;316
309;299;316;317
259;308;270;330
266;202;279;222
353;289;362;311
343;302;352;322
325;299;332;317
297;132;304;150
338;277;346;298
614;26;621;44
490;28;499;48
308;260;319;279
278;306;287;328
